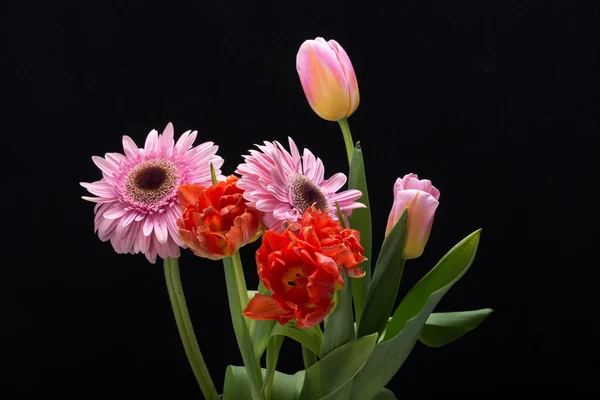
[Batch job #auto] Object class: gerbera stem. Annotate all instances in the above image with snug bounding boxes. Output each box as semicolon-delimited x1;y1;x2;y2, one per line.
338;117;354;165
223;252;264;400
163;257;219;400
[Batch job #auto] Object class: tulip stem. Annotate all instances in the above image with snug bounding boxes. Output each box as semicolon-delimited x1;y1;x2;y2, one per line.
163;257;220;400
223;252;264;400
338;117;354;165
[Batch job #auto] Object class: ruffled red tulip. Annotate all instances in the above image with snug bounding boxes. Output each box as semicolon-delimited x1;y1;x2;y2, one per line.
296;206;366;278
243;206;366;328
177;175;264;260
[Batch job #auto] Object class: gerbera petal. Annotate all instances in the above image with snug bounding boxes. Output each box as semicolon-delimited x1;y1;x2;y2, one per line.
287;137;302;169
256;198;282;212
160;122;175;154
144;129;159;153
273;204;292;220
143;214;154;236
103;204;128;219
329;189;363;203
80;181;117;198
154;215;168;244
121;211;139;227
92;156;116;176
174;130;197;155
122;135;140;159
301;148;317;180
319;172;347;193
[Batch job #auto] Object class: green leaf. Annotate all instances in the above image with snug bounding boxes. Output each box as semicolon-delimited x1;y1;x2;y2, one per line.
372;389;397;400
321;269;355;357
252;319;277;361
419;308;493;347
356;209;408;339
299;333;378;400
347;142;372;324
224;366;305;400
263;335;284;400
271;323;323;358
350;229;482;399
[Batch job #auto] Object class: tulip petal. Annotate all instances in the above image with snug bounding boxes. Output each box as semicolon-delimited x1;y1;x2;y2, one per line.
178;184;207;209
403;192;439;259
243;294;292;325
296;39;350;121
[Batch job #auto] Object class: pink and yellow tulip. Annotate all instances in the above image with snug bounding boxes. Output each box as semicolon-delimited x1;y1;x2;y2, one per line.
386;174;440;259
296;37;360;121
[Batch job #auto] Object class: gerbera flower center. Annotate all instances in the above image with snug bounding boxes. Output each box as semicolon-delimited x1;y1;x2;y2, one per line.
126;159;178;204
290;176;329;214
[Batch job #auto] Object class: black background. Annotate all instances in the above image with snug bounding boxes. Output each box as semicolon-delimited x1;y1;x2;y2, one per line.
2;0;597;397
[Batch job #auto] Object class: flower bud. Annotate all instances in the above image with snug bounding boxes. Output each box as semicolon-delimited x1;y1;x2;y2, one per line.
386;174;440;259
296;37;359;121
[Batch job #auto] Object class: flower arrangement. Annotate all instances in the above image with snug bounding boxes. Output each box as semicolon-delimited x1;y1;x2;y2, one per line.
81;37;492;400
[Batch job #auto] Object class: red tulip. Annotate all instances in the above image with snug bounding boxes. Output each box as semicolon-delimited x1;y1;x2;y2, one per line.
177;175;264;260
243;206;365;328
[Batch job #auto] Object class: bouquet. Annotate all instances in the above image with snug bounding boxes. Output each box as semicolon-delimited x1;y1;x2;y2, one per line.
80;37;492;400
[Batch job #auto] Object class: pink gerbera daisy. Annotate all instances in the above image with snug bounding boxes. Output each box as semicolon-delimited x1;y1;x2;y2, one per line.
235;137;365;232
80;122;225;263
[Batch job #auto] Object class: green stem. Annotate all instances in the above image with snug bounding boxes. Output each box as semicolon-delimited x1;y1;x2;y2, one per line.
301;345;318;369
231;251;250;315
338;117;354;165
223;252;264;400
163;257;219;400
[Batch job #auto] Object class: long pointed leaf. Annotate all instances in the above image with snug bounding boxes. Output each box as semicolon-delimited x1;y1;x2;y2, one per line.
299;333;378;400
419;308;493;347
224;366;305;400
321;269;355;357
372;389;397;400
263;335;284;400
347;142;372;324
350;229;482;399
271;323;323;358
356;209;408;339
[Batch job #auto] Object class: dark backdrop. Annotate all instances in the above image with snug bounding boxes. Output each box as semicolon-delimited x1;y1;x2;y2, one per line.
2;0;596;397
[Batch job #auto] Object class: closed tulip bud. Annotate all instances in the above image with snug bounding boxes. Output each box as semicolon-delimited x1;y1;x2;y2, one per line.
386;174;440;259
296;37;359;121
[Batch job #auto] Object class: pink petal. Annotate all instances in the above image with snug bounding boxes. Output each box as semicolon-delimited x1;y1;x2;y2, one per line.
121;211;139;227
154;215;168;244
122;136;140;159
160;122;175;154
256;198;284;212
143;214;154;237
273;204;292;220
144;129;159;153
80;181;117;198
328;189;362;203
319;173;347;193
92;156;115;175
103;204;128;219
301;148;318;181
174;130;197;155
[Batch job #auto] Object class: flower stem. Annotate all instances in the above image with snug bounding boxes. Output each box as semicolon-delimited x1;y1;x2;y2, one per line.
301;345;317;369
163;257;219;400
338;117;354;165
223;252;264;400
